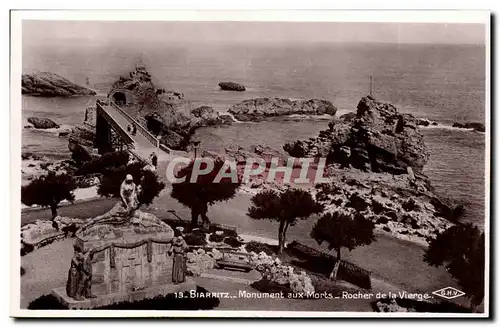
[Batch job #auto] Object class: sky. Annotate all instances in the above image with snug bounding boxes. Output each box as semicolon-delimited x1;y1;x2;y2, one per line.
22;20;486;47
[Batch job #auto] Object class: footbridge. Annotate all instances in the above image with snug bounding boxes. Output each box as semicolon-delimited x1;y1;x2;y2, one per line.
95;100;168;162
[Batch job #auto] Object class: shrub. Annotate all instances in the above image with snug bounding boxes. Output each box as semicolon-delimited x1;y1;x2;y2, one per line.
184;232;207;246
208;233;225;243
245;241;276;256
223;236;243;248
75;151;129;176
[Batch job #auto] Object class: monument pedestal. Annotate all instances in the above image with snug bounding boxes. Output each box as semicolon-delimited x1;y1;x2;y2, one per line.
53;212;195;309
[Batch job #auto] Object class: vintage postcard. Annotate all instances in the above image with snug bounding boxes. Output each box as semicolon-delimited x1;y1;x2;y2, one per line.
10;10;490;318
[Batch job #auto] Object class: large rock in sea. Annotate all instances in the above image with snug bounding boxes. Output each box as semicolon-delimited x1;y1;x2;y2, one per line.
143;105;232;150
22;72;96;97
452;121;485;132
27;117;59;129
284;95;430;174
228;98;337;122
219;82;246;92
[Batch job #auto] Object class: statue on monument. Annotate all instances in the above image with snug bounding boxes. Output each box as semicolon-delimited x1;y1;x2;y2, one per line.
79;174;141;230
121;174;139;216
168;228;189;284
66;244;96;300
78;173;171;234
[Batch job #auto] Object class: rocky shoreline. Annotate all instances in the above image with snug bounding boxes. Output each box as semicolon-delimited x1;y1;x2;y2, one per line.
24;67;464;247
221;95;464;245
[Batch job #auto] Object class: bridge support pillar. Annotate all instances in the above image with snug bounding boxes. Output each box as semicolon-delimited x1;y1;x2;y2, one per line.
96;111;113;154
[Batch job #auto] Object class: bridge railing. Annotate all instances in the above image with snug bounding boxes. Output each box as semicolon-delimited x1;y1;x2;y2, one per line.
96;103;135;146
109;101;160;149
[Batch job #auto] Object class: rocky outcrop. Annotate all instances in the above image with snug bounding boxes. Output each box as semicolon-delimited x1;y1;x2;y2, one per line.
219;81;246;92
314;165;457;245
106;67;233;151
67;106;98;165
284;95;430;174
228;98;337;122
191;106;234;126
22;72;96;97
68;137;95;165
20;215;89;255
416;118;438;127
144;105;232;150
26;117;59;129
452;121;485;132
224;145;288;165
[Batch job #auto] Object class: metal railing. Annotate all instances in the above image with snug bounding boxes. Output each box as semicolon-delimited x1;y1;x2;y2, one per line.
109;101;159;149
96;104;135;145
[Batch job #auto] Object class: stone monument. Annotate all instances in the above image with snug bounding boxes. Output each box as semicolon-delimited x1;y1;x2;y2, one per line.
52;175;195;309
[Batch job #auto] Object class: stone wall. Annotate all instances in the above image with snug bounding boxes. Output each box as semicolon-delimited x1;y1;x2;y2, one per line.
77;238;174;296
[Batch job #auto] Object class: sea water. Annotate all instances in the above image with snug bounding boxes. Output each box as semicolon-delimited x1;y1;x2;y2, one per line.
20;42;486;226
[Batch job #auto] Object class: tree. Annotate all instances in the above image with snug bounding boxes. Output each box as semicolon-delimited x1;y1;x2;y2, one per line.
21;171;76;220
98;161;165;207
310;211;375;280
248;188;324;254
170;159;241;228
424;223;485;312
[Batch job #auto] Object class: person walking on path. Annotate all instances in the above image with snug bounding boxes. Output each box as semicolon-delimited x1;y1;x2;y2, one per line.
150;152;158;170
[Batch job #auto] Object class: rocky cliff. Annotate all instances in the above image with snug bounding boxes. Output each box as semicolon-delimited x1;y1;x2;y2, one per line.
228;98;337;122
22;72;96;97
284;95;429;174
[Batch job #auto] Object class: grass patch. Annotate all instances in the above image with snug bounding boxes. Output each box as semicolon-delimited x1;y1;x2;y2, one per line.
28;286;220;310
